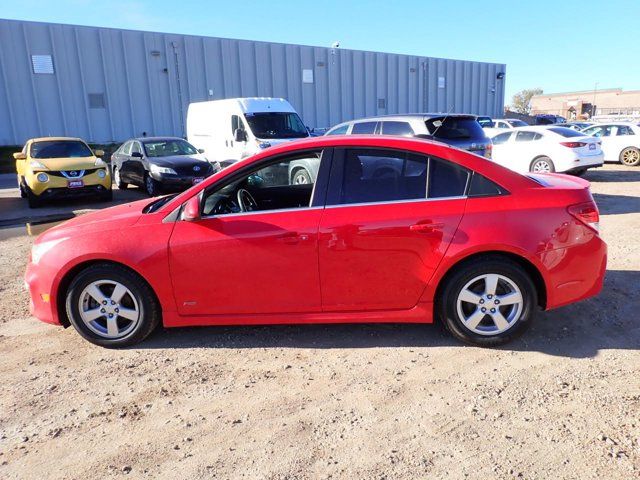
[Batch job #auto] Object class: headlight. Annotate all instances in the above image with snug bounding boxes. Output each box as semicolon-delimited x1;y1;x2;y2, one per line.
150;164;176;175
30;160;47;169
31;238;67;264
94;158;107;166
97;169;107;179
36;172;49;183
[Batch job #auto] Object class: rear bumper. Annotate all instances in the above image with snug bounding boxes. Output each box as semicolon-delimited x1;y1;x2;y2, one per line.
561;153;604;173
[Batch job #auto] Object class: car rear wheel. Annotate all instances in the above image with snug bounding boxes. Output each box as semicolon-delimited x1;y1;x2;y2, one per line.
620;147;640;166
65;263;160;347
144;174;161;196
113;166;128;189
530;157;555;173
291;168;312;185
439;256;537;347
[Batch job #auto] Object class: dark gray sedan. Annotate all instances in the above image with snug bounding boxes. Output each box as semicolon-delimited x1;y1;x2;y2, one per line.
111;137;221;196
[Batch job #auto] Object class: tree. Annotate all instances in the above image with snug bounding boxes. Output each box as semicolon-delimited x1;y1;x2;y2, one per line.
511;88;543;114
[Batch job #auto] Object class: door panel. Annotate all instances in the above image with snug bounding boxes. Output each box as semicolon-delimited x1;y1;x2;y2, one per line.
318;199;466;312
169;209;323;316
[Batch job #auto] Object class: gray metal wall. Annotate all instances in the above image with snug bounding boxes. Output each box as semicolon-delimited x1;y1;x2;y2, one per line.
0;19;506;146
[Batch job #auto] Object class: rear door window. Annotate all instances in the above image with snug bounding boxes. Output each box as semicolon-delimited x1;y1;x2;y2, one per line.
515;131;542;142
492;132;512;145
351;122;378;134
427;158;470;198
381;121;414;136
616;126;635;136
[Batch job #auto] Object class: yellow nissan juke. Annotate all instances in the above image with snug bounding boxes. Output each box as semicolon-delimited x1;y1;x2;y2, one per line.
14;137;112;208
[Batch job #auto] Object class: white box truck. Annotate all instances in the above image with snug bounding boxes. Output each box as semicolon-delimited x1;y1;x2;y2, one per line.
186;98;309;166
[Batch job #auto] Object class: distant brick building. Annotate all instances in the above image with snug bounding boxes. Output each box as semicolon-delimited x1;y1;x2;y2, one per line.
530;88;640;120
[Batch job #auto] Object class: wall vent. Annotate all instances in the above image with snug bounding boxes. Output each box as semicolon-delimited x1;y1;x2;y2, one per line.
88;93;106;109
31;55;54;74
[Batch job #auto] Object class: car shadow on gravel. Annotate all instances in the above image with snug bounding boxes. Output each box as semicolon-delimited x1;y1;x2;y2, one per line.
137;270;640;359
584;168;640;183
592;193;640;215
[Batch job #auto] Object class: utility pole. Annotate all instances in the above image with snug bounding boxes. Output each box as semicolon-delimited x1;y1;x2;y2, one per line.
592;82;599;118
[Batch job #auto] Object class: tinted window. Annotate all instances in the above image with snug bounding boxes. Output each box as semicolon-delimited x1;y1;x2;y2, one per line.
507;119;527;127
549;127;584;138
584;125;613;137
330;149;427;205
617;126;635;136
468;173;503;197
326;124;349;136
30;140;93;159
425;117;486;140
381;121;414;136
492;132;512;145
428;158;469;198
351;122;378;134
515;131;542;142
477;117;494;128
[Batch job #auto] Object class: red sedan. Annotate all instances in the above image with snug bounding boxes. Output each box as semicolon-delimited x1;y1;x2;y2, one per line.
25;136;606;348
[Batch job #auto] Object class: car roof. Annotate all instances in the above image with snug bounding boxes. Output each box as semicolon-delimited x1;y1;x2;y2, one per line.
29;136;84;142
339;113;477;123
134;136;187;142
587;122;638;127
159;134;537;214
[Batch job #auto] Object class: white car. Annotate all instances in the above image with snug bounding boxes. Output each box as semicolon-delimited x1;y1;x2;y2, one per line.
482;118;528;137
490;126;604;174
581;122;640;166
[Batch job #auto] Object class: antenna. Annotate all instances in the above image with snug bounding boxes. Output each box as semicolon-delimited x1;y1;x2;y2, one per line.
431;105;455;138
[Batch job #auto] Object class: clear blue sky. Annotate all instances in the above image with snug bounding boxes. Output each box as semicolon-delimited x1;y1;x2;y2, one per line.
3;0;639;103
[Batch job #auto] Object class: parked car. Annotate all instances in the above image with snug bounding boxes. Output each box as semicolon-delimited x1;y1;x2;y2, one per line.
187;97;309;167
25;135;606;348
14;137;111;208
482;118;529;136
111;137;220;196
563;122;594;131
581;122;640;166
476;116;494;129
490;126;604;174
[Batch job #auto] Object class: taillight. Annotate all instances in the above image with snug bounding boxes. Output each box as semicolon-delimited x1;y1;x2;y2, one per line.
485;143;492;159
568;202;599;233
560;142;587;148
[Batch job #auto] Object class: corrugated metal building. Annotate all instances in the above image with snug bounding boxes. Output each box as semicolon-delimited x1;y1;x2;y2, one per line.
0;18;506;146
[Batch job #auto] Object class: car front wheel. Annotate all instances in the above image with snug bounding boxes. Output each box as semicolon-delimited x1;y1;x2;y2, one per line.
65;263;160;347
439;256;537;347
144;174;161;196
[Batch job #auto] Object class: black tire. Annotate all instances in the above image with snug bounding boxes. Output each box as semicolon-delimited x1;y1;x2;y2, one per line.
619;147;640;167
438;256;537;347
65;263;161;348
144;173;161;197
27;189;41;208
530;156;555;173
291;168;312;185
113;166;128;189
18;177;27;198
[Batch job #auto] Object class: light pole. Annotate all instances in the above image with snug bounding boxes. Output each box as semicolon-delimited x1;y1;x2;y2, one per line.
592;82;599;118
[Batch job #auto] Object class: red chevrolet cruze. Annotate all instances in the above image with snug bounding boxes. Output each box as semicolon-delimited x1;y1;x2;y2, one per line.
25;136;606;348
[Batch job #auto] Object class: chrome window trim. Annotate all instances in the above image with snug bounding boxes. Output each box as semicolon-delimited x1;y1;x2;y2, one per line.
323;196;467;210
199;205;324;221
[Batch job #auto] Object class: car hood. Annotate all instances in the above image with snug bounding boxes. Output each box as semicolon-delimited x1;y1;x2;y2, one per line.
148;154;209;168
34;199;152;244
32;156;99;170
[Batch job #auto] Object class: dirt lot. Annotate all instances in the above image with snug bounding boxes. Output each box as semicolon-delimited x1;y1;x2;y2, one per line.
0;164;639;479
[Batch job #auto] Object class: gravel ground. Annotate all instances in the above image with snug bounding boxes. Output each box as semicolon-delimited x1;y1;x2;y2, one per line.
0;164;639;479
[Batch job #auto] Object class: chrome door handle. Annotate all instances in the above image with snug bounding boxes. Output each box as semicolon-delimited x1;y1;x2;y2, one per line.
410;222;444;233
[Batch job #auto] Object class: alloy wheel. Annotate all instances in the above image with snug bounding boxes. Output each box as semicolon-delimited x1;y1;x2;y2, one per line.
621;148;640;166
532;160;551;173
456;273;524;336
78;280;140;339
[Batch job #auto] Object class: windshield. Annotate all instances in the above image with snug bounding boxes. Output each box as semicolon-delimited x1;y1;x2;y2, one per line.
245;112;308;139
30;140;93;159
508;120;527;127
143;139;198;157
426;117;487;140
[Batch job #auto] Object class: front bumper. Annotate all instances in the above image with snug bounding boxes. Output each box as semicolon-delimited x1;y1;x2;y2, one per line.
28;169;112;196
25;260;60;325
150;171;215;191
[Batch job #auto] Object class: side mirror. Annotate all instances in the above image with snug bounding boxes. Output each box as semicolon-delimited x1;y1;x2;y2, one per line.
131;151;143;158
94;149;105;157
13;152;26;160
234;128;247;142
182;196;201;222
197;148;205;154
